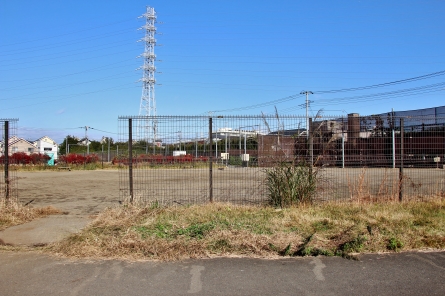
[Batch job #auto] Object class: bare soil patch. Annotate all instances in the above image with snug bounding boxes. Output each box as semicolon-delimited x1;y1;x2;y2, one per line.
16;170;119;215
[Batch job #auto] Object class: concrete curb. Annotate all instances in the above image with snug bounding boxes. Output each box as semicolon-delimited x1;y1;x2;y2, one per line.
0;215;91;246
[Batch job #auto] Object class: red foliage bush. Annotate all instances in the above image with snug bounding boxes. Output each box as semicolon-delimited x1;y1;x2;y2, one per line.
59;153;99;164
0;152;50;165
112;154;209;165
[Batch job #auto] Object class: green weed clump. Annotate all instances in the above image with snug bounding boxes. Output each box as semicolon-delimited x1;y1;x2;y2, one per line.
387;237;404;251
265;162;317;207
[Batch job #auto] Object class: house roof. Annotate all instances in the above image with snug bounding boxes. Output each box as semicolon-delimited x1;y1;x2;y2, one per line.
34;136;57;146
8;137;36;147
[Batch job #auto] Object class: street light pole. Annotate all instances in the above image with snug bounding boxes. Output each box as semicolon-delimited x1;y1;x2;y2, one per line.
300;91;313;139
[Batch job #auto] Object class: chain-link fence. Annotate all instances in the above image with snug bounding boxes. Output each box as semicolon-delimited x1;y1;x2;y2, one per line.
118;115;445;205
1;119;19;203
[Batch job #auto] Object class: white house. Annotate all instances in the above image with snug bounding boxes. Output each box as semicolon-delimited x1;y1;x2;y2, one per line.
33;136;58;160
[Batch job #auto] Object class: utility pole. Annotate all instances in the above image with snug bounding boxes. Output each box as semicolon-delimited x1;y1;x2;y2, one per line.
300;91;313;139
82;126;90;154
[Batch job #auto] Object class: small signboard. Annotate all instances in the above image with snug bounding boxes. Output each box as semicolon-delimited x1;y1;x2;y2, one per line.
46;153;55;166
434;157;440;163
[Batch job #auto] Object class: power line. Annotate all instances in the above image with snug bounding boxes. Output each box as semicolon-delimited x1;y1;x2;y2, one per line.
89;127;118;135
280;82;445;114
315;70;445;94
208;70;445;114
210;94;303;113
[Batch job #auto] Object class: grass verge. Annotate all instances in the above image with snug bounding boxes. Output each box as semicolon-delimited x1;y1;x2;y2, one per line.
49;198;445;261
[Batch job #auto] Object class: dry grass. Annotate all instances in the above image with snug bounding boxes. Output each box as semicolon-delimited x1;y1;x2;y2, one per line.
0;201;61;231
50;198;445;261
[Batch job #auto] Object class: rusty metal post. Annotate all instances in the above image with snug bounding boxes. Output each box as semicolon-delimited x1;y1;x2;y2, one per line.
4;121;9;202
209;117;213;202
399;118;404;202
129;118;134;203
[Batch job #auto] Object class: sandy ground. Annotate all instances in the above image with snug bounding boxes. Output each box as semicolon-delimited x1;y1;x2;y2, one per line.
14;167;445;211
16;170;119;215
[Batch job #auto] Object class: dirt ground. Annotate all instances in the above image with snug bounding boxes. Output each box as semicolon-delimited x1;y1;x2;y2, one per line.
16;170;119;215
14;167;445;213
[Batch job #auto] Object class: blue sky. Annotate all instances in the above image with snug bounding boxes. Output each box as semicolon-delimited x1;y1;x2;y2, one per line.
1;0;444;143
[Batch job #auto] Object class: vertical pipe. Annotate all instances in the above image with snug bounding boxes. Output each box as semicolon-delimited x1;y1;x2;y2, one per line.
399;118;404;202
101;145;104;169
4;121;9;202
215;132;218;158
392;129;396;168
306;92;309;140
107;138;110;162
342;131;345;168
153;128;156;155
209;117;213;202
309;118;313;167
129;119;134;203
239;129;241;155
225;132;228;166
86;127;89;155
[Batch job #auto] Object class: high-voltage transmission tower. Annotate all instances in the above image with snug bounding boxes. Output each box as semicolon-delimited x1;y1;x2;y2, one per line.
137;6;157;147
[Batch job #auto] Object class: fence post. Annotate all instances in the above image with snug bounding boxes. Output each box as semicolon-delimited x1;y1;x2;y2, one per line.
4;121;9;203
399;118;404;202
209;117;213;202
129;118;134;203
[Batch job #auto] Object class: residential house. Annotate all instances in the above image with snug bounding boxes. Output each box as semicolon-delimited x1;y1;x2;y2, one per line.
1;137;36;155
33;136;58;160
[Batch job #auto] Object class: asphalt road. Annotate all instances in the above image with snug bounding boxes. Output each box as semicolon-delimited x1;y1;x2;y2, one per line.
0;251;444;295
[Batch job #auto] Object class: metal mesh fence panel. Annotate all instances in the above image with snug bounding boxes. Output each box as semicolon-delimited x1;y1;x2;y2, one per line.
1;119;19;203
118;116;211;205
118;115;445;205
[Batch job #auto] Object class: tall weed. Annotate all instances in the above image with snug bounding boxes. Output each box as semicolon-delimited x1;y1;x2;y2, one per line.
265;162;317;207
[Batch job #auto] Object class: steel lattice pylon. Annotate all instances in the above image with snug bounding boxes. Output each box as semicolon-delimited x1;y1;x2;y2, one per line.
137;6;157;146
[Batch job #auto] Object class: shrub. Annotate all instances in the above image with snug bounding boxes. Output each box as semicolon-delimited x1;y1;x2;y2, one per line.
265;161;317;207
59;153;99;165
29;153;50;164
0;152;50;165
